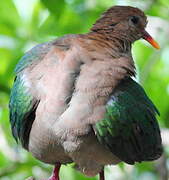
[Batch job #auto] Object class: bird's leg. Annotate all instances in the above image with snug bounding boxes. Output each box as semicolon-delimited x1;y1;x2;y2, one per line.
99;170;105;180
48;164;61;180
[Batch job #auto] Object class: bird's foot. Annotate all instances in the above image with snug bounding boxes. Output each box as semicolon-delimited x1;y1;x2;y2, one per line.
99;170;105;180
48;164;61;180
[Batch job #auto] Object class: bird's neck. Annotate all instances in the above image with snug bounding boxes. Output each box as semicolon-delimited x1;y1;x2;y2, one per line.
85;31;132;58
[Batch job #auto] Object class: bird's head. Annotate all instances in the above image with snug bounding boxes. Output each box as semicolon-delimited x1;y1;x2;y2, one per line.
91;6;160;49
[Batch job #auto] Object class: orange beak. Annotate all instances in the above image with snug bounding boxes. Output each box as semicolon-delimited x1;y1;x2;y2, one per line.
142;31;160;49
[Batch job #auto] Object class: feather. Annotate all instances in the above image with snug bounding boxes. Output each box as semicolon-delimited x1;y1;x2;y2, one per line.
95;78;162;164
9;75;39;148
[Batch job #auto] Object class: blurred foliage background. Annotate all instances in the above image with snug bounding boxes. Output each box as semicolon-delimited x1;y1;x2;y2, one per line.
0;0;169;179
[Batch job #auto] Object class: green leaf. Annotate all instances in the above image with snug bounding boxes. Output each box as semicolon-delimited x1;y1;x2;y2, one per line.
41;0;66;18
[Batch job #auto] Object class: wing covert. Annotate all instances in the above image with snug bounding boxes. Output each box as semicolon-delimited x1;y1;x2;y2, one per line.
9;75;39;148
95;78;162;164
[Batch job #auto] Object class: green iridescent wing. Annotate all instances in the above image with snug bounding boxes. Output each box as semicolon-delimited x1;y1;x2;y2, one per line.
95;78;162;164
9;76;38;148
9;42;52;148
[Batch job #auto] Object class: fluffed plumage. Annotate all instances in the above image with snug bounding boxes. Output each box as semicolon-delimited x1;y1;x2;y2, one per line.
9;5;162;180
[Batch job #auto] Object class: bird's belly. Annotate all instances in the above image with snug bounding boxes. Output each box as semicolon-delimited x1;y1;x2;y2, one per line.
28;119;72;165
29;118;120;176
65;131;121;177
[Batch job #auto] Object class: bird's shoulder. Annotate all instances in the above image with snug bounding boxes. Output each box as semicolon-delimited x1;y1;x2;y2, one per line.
15;34;83;74
15;41;53;73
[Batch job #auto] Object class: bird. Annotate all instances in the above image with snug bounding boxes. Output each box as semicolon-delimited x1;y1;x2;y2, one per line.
9;5;162;180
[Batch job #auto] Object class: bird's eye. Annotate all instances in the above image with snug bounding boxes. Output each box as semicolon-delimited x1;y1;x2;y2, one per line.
130;16;139;25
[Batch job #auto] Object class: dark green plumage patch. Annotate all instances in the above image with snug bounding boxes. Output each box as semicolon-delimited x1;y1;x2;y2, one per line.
9;41;53;147
9;76;38;148
95;78;162;164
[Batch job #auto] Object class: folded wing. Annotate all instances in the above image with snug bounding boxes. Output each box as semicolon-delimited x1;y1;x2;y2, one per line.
94;78;162;164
